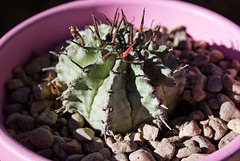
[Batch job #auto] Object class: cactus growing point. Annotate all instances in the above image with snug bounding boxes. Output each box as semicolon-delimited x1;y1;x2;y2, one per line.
54;9;187;136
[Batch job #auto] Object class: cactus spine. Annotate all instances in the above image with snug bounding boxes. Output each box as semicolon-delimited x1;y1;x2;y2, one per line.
55;9;186;136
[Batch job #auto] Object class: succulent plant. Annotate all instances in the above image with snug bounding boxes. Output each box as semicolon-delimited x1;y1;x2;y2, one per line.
54;9;186;136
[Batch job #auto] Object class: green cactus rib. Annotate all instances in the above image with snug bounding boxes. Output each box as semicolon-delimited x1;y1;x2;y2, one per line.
55;10;186;135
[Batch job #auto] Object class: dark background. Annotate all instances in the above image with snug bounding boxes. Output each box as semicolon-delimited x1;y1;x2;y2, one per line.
0;0;239;38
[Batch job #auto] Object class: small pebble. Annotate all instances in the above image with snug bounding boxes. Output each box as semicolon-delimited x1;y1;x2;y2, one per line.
30;100;54;114
179;120;202;138
99;148;111;160
209;49;224;63
227;119;240;134
175;146;201;158
81;152;104;161
111;140;138;154
133;132;145;146
82;137;104;153
190;135;216;154
218;131;239;149
129;149;156;161
24;62;42;75
68;113;85;132
73;127;95;142
4;103;24;115
138;123;159;141
37;148;53;159
37;109;58;126
17;114;35;132
7;78;24;90
181;153;209;161
207;98;220;110
65;154;85;161
63;139;82;154
219;101;240;122
208;117;228;140
207;76;223;93
188;110;205;121
30;127;54;149
11;87;31;104
112;153;129;161
33;82;52;100
53;136;68;161
154;138;175;160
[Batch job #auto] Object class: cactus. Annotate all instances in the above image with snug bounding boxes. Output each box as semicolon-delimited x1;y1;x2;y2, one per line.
54;9;186;136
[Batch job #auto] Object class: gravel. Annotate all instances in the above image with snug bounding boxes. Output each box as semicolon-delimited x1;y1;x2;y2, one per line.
3;28;240;161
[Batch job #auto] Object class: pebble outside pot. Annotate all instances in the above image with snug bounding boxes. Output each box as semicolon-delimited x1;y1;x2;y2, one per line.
0;0;239;160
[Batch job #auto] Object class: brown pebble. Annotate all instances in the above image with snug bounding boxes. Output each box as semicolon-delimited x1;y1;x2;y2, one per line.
154;138;175;160
209;49;224;63
63;139;82;154
82;137;104;153
111;140;138;154
11;87;31;104
179;120;202;138
176;146;201;158
190;135;216;154
7;78;24;91
181;153;209;161
30;127;54;149
207;76;223;93
218;131;239;149
129;149;156;161
81;152;104;161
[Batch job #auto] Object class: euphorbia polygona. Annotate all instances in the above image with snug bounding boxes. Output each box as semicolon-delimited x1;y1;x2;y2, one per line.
54;9;187;136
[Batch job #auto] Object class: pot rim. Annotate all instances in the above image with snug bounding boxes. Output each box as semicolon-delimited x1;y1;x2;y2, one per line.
0;0;239;161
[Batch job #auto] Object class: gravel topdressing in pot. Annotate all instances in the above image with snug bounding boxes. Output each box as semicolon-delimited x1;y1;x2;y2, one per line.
0;1;240;161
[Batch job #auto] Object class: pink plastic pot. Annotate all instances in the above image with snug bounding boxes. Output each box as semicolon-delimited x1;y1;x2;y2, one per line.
0;0;239;160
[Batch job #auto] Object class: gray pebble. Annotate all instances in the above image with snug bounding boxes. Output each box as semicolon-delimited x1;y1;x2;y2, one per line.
68;113;85;132
111;140;138;154
129;149;156;161
219;101;240;122
4;103;24;115
99;148;111;160
11;87;31;104
82;137;104;153
37;109;58;126
66;154;85;161
37;148;53;159
7;78;24;90
63;139;82;154
17;114;35;132
81;152;104;161
30;127;54;149
112;153;129;161
73;127;95;142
